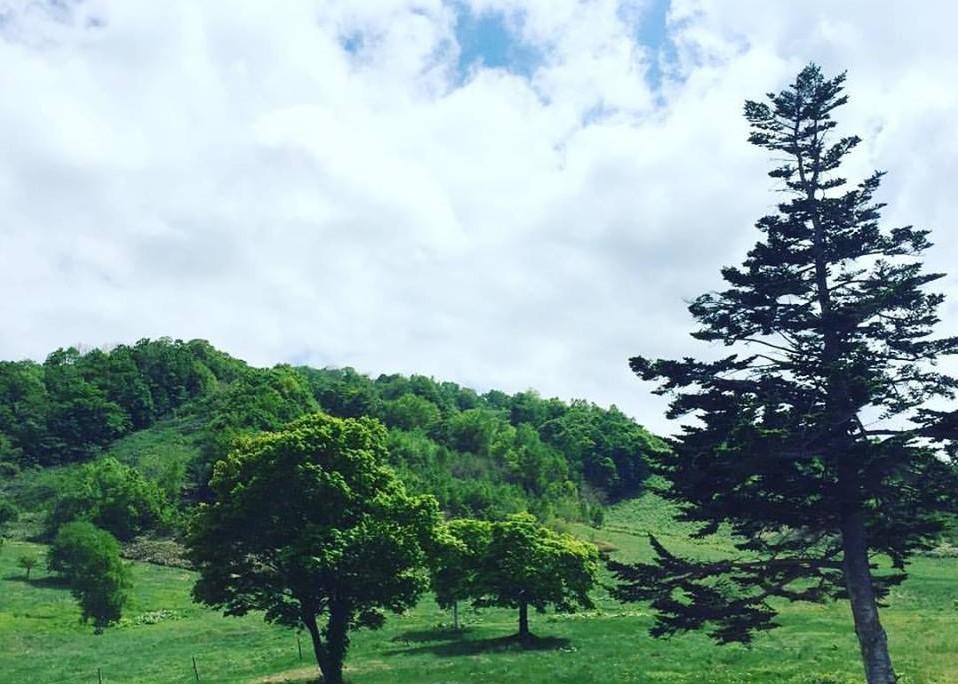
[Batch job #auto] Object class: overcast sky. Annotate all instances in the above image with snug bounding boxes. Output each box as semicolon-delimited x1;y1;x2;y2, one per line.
2;0;958;434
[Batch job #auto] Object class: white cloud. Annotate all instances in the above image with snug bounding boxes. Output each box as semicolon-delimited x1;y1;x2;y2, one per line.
2;0;958;434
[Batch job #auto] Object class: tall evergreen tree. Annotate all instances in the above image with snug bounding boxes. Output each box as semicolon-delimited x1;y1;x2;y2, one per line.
610;64;958;684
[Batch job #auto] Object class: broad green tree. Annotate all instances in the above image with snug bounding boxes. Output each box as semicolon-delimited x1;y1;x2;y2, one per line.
17;554;37;580
427;518;492;629
47;457;170;541
611;65;958;684
475;514;598;640
48;521;131;633
188;412;440;684
0;496;18;529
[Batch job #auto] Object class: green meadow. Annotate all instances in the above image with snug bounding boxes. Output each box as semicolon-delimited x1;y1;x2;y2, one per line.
3;495;956;684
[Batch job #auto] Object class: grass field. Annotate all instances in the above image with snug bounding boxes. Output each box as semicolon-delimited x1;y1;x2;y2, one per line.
1;495;956;684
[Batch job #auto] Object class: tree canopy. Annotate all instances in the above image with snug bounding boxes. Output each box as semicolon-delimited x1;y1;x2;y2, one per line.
46;457;172;541
188;411;441;684
474;513;598;640
47;521;131;633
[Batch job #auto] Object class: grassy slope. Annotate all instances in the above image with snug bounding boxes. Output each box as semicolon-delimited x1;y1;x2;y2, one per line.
2;495;957;684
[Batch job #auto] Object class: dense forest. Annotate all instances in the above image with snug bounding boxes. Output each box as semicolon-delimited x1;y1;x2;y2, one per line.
0;337;664;538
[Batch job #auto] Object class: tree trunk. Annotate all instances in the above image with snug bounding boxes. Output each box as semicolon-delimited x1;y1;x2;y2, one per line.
841;511;897;684
324;601;349;684
518;602;529;641
303;610;345;684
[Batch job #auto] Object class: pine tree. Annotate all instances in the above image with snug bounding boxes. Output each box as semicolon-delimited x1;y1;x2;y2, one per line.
610;64;958;684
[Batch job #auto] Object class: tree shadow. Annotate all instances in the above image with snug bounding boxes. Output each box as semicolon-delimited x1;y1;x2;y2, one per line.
386;633;570;658
389;627;468;645
3;573;70;589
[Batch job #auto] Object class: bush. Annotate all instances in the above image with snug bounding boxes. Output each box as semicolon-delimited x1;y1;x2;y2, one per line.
17;554;38;579
0;497;18;528
48;521;131;633
47;457;171;540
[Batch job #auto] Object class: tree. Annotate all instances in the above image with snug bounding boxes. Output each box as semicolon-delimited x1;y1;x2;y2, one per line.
610;64;958;684
188;412;440;684
47;457;170;541
427;518;492;629
17;555;37;580
48;521;131;633
42;348;132;463
0;496;18;529
474;514;597;641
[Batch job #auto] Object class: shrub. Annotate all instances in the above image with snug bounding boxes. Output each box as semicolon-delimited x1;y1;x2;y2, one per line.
47;521;131;633
47;457;170;540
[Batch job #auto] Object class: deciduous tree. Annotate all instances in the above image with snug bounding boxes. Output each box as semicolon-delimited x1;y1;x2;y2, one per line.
48;521;131;633
475;514;597;641
427;518;492;629
188;412;440;684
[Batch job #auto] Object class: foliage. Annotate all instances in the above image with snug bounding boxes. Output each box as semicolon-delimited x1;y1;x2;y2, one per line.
47;457;171;541
0;496;18;528
190;365;319;493
540;401;664;500
0;339;245;466
16;554;37;579
188;411;441;684
428;518;493;614
1;338;659;528
611;64;958;683
47;521;131;633
473;513;598;639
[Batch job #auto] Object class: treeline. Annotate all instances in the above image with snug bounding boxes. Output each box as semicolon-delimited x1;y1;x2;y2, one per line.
0;339;242;467
0;339;665;526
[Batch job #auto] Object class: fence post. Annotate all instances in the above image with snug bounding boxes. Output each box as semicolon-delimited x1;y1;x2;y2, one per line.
97;667;102;684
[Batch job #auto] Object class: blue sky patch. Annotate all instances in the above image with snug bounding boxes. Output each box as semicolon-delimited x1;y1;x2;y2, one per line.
633;0;678;90
453;5;540;81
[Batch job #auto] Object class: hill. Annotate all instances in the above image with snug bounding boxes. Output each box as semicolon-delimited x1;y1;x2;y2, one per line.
0;338;666;538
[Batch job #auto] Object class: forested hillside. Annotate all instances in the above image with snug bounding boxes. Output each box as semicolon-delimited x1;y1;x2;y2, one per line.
0;338;665;538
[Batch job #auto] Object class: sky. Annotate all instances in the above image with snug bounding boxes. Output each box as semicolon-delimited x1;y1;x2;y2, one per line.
2;0;958;435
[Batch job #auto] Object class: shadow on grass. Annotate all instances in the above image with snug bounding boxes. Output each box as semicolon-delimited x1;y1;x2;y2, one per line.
386;632;570;658
389;627;468;645
3;573;70;589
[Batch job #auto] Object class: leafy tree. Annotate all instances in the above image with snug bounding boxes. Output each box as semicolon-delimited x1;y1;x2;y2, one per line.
304;367;383;419
188;412;440;684
191;366;319;496
0;496;18;529
610;65;958;684
0;361;49;464
130;337;225;415
48;521;131;633
81;346;156;429
382;394;442;431
47;457;170;541
540;401;661;500
17;554;37;580
427;518;492;629
445;408;501;455
42;348;131;464
474;514;597;640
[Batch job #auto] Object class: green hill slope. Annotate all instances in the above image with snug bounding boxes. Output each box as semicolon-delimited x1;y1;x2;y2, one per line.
1;339;667;533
